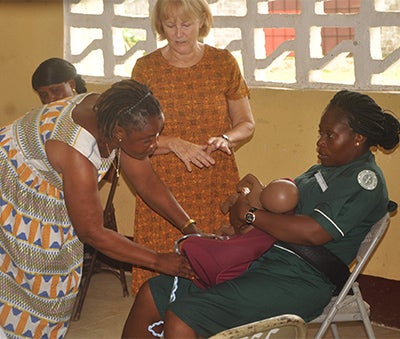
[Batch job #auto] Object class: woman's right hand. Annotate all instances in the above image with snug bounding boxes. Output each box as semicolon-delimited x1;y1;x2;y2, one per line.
169;137;216;172
155;252;195;279
181;222;202;235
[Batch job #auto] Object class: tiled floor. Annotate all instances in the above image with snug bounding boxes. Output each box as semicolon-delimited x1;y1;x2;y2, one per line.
66;272;400;339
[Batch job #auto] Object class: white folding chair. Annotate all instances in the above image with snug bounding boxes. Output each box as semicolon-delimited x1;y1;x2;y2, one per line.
209;314;307;339
310;212;391;339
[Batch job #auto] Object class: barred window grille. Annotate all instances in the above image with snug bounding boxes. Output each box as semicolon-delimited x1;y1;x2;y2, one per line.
64;0;400;90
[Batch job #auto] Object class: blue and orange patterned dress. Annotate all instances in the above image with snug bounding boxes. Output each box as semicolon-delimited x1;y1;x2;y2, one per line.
0;94;114;338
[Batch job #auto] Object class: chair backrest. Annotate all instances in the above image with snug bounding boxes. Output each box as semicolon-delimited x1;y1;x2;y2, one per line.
351;212;390;280
209;314;307;339
334;212;390;300
310;212;392;339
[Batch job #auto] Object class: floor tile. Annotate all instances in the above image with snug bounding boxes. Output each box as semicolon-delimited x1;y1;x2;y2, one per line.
66;272;134;339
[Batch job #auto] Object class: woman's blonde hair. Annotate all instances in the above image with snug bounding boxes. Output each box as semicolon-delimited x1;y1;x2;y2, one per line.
152;0;213;40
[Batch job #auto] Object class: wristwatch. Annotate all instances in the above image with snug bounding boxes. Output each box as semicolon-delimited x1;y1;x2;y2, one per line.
245;207;257;224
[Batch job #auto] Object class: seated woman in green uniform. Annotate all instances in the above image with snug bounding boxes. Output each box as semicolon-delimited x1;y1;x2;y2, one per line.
122;90;400;339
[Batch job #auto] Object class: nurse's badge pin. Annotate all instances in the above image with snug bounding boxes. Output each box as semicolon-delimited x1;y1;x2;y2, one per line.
357;170;378;190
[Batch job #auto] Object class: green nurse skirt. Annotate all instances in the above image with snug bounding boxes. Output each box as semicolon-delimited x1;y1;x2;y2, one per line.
149;247;334;337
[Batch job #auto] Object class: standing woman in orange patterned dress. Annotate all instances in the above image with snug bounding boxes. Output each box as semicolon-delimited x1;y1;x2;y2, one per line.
131;0;255;293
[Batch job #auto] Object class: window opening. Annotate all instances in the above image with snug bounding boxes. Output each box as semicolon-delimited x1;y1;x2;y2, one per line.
64;0;400;90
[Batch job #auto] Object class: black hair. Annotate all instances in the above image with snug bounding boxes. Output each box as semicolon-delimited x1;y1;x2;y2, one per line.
31;57;87;93
95;79;163;140
325;90;399;150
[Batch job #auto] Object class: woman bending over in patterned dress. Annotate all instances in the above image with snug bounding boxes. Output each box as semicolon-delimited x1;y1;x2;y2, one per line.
0;79;197;338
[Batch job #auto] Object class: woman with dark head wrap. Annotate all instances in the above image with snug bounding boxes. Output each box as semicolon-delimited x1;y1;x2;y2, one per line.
32;57;87;104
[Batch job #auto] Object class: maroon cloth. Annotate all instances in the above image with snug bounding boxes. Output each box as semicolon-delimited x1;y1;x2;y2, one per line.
181;228;276;289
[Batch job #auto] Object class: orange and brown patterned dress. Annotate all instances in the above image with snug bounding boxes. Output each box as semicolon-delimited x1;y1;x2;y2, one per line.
131;45;250;293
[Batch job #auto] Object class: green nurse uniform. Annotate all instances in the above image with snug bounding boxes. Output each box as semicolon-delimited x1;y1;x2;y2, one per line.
149;151;388;338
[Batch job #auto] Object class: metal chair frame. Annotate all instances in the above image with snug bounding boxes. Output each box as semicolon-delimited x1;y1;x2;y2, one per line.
310;212;391;339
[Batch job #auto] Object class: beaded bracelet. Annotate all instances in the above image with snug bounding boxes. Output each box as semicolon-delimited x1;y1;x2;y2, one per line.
181;218;196;232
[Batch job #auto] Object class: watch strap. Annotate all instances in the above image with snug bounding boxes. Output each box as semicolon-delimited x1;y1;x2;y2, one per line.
245;207;257;224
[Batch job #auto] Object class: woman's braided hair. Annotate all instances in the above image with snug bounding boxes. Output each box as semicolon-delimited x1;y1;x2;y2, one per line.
95;79;163;140
326;90;400;150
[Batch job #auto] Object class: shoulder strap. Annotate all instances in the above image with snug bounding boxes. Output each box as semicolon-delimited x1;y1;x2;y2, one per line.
277;242;349;295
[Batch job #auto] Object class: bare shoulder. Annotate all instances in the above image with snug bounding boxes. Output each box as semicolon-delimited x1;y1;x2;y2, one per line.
46;139;98;181
72;93;100;136
74;93;99;115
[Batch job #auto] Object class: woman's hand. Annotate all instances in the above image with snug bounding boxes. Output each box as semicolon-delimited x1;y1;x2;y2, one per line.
229;194;251;234
181;223;202;235
214;223;235;236
155;253;195;279
169;137;216;172
207;135;232;155
207;97;255;156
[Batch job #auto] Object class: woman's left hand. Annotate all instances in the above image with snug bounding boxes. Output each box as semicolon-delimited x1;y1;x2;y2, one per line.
207;135;232;155
229;194;251;233
207;97;255;156
181;223;202;235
